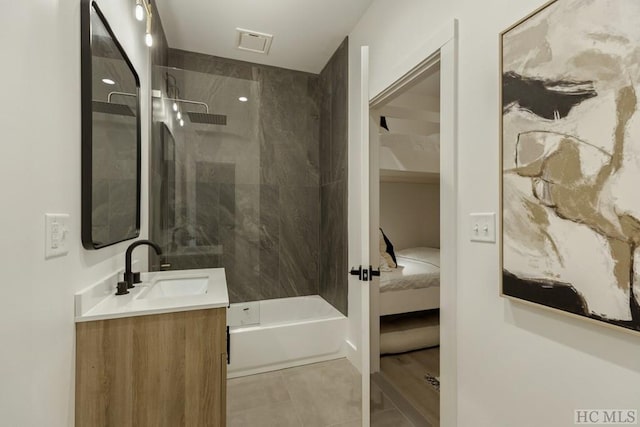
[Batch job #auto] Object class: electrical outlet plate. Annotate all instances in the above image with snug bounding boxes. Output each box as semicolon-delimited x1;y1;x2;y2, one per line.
45;213;70;258
470;212;496;243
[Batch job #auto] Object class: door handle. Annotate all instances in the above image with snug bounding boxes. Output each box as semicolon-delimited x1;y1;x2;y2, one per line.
349;265;379;281
369;265;380;277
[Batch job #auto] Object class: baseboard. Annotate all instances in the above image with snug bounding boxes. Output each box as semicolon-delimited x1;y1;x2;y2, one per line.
345;339;361;374
227;351;346;379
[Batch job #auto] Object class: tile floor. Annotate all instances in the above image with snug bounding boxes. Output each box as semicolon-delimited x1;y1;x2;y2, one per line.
227;356;431;427
227;358;362;427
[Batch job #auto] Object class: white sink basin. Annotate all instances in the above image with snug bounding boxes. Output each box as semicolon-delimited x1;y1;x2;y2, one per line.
138;277;209;299
74;268;228;322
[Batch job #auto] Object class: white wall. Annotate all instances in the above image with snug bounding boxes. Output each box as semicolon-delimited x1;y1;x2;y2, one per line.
0;2;149;426
349;1;640;426
379;182;440;250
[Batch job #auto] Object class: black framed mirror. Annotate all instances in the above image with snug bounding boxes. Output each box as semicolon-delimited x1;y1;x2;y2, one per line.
81;0;141;249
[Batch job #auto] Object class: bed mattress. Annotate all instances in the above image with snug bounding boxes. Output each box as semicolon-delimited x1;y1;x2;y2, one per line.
380;247;440;293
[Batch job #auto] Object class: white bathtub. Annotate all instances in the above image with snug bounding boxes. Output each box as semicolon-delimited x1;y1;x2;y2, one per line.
227;295;347;378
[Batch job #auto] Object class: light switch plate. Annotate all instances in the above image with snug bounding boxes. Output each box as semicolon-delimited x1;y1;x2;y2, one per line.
470;212;496;243
45;214;70;259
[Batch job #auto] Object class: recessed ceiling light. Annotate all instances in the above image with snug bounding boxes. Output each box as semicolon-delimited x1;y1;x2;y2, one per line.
102;78;116;85
238;96;248;102
179;119;184;127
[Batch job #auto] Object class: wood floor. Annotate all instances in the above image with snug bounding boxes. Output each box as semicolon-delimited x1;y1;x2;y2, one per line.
380;347;440;427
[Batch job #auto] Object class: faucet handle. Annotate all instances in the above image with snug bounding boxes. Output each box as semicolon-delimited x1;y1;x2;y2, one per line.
133;272;142;284
124;271;135;289
116;281;130;296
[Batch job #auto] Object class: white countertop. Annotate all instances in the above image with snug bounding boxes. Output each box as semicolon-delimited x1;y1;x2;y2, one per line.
75;268;228;323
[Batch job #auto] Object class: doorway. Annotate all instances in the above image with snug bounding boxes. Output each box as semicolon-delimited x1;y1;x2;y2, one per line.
372;65;442;425
356;20;458;427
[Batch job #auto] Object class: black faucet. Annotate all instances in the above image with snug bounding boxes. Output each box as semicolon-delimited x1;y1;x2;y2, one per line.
124;239;162;289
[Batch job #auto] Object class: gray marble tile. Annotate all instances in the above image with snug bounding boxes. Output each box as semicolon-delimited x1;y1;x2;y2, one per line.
319;37;348;186
91;179;109;227
91;226;108;246
261;143;320;188
196;161;235;184
320;180;348;315
281;359;361;427
259;185;280;297
169;49;255;81
152;47;352;305
108;179;137;241
231;233;261;302
258;66;320;188
329;38;348;184
148;169;165;253
219;184;261;302
150;0;168;70
194;181;219;245
234;184;260;243
279;185;320;297
164;253;222;271
219;183;235;227
319;73;333;186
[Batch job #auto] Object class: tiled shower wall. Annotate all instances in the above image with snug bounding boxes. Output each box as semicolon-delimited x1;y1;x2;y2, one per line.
150;41;347;313
319;39;349;315
163;49;321;303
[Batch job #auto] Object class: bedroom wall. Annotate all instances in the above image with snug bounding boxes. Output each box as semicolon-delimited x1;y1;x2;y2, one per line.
349;1;640;426
379;182;440;250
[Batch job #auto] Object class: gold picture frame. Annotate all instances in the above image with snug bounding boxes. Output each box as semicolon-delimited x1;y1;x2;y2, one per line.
500;0;640;334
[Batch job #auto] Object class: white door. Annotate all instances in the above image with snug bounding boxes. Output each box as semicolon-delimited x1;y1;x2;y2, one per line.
357;45;371;426
355;45;383;427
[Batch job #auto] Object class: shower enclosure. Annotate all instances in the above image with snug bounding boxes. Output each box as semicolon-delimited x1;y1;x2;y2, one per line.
149;44;349;375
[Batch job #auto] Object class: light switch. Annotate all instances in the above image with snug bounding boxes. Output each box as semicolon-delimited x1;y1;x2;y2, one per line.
45;214;70;258
470;212;496;243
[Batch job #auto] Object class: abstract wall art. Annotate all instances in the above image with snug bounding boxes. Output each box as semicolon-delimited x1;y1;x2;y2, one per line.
501;0;640;332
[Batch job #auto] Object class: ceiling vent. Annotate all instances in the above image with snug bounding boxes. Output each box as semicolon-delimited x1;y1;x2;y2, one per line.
236;28;273;54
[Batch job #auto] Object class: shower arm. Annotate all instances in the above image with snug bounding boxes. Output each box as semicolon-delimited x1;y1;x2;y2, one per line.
107;91;136;103
163;97;210;114
109;91;211;114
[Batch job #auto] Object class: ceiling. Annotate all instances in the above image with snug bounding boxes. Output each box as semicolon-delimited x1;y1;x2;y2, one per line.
154;0;373;74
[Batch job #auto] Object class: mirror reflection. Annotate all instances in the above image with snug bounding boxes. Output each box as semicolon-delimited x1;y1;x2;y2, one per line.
82;1;140;249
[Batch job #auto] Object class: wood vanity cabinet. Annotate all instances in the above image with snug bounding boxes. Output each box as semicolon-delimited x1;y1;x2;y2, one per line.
76;308;227;427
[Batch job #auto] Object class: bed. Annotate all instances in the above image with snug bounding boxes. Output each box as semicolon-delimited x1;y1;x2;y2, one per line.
379;247;440;316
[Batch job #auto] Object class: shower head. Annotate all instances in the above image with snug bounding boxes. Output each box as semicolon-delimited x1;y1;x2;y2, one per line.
92;101;135;117
187;112;227;125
